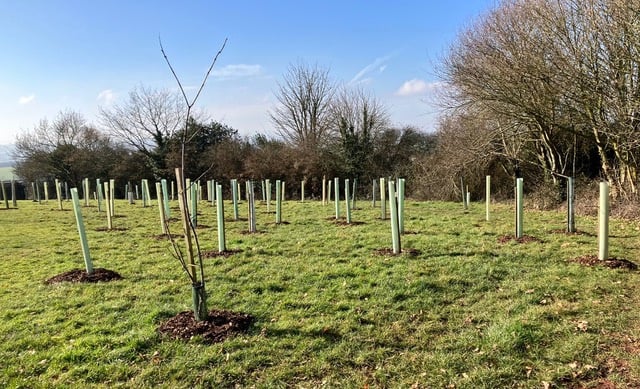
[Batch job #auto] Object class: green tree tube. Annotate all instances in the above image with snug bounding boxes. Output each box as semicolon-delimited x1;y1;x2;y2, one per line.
567;177;575;233
380;177;386;220
334;177;340;219
11;179;16;207
231;179;239;221
156;182;168;234
598;182;609;260
266;179;271;213
55;179;63;210
70;188;94;274
398;178;405;234
388;180;401;254
516;178;524;238
96;179;103;212
216;184;226;252
345;179;351;224
485;175;491;221
372;179;377;207
1;181;7;209
276;179;282;224
109;179;116;217
161;179;170;219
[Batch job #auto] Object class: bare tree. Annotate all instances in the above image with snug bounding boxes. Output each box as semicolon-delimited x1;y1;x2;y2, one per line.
330;87;389;180
99;85;186;178
270;62;335;151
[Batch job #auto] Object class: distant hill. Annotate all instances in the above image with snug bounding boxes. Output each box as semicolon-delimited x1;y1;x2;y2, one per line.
0;144;14;166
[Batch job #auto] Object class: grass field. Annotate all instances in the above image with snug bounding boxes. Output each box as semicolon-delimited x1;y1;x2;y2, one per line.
1;196;640;388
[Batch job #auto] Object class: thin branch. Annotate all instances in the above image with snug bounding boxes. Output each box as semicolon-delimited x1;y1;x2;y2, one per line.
159;36;189;106
191;38;228;106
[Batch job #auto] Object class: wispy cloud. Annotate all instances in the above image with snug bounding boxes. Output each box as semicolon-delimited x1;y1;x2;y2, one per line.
18;95;35;105
395;79;444;96
349;55;391;85
212;64;263;79
97;89;115;105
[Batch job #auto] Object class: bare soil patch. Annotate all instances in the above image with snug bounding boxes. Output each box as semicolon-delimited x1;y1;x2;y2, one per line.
45;268;123;284
497;234;543;244
569;255;637;270
158;309;253;343
374;248;421;257
202;249;242;258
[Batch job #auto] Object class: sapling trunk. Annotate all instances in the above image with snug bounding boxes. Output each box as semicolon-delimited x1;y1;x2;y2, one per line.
216;184;226;252
190;182;197;227
598;182;609;260
388;180;401;254
175;168;207;321
70;188;94;274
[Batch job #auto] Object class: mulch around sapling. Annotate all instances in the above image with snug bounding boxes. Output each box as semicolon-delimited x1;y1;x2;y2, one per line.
202;249;243;258
374;248;421;257
158;309;254;342
569;255;637;270
497;234;543;244
45;268;123;284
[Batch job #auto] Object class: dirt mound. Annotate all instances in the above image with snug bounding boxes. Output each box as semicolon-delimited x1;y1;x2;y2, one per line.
45;268;123;284
569;255;637;270
158;309;253;343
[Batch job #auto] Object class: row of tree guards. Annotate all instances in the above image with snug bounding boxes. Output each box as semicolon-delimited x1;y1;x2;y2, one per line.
465;175;611;260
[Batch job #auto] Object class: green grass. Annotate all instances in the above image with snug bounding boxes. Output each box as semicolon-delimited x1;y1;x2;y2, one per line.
1;197;640;388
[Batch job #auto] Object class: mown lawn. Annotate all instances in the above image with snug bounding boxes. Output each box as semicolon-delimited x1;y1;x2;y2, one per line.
1;195;639;388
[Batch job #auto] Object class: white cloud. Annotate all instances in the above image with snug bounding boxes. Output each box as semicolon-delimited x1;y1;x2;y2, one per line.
349;55;391;85
212;64;263;79
395;79;444;96
97;89;115;105
18;95;35;104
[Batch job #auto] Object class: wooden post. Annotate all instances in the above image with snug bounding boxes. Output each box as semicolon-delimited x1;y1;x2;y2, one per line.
109;179;116;217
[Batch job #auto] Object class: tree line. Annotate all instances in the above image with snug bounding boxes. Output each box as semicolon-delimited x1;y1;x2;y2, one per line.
13;67;434;199
423;0;640;202
17;0;638;204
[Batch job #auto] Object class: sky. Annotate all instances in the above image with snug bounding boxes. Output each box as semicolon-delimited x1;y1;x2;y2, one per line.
0;0;497;145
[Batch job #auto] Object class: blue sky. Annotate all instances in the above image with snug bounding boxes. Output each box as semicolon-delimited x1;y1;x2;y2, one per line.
0;0;496;145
